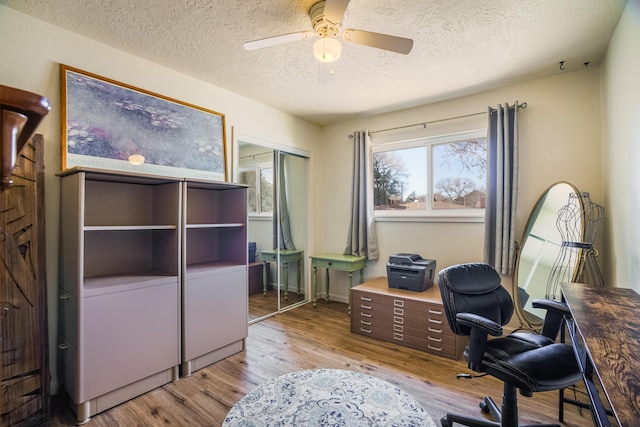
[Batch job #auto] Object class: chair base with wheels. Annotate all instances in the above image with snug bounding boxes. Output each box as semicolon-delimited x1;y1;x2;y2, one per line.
441;383;568;427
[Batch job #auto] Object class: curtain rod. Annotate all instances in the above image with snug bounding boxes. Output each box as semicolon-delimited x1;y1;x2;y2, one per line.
239;150;274;160
351;102;527;138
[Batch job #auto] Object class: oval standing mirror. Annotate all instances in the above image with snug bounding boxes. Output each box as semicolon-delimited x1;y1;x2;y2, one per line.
513;181;584;329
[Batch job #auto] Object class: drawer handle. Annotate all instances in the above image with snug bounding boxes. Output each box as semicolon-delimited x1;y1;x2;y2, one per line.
360;320;372;326
428;309;442;315
360;296;372;302
360;304;372;310
394;324;403;332
428;336;443;343
360;328;372;334
393;299;404;307
393;316;404;324
428;327;442;333
360;312;372;318
393;333;404;341
429;318;443;324
394;308;404;316
59;294;72;300
428;345;443;352
58;343;70;350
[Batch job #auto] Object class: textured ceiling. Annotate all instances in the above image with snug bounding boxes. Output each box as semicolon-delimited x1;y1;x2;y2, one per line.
1;0;626;125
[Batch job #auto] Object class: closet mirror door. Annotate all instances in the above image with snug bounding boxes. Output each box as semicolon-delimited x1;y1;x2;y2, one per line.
275;151;308;311
238;143;278;321
512;181;583;329
237;140;308;323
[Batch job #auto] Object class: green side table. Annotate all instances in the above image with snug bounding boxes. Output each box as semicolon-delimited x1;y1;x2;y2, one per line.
259;249;304;300
310;253;366;313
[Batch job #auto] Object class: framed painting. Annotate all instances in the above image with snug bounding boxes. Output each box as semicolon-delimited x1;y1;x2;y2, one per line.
60;64;227;181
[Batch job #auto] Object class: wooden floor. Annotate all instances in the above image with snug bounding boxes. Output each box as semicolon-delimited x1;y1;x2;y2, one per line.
248;288;306;321
48;300;593;426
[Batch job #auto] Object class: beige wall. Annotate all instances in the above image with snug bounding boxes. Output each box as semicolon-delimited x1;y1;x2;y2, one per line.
0;5;321;393
3;0;637;396
601;0;640;291
319;68;604;300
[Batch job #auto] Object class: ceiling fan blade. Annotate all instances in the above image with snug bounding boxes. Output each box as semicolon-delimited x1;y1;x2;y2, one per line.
244;31;315;51
323;0;350;24
343;29;414;54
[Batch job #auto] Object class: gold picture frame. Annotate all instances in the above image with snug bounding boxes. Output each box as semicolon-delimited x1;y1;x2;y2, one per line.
60;64;227;181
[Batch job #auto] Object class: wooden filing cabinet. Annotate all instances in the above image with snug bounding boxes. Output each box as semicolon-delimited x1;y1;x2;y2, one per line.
351;277;467;359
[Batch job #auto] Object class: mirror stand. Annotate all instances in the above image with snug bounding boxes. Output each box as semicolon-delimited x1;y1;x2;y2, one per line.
546;192;605;300
574;192;605;286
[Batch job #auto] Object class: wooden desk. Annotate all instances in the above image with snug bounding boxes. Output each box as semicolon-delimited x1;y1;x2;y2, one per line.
310;254;366;312
259;249;304;300
562;283;640;427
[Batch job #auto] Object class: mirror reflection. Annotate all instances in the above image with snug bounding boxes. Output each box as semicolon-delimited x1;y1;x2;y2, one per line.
237;141;308;322
513;182;583;329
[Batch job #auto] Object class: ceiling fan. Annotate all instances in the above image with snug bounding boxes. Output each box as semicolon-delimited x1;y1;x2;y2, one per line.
243;0;414;63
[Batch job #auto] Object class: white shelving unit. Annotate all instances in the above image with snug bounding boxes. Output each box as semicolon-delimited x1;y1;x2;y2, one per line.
181;181;248;376
58;169;248;423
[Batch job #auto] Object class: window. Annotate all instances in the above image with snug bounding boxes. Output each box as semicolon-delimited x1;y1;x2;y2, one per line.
239;163;273;215
372;130;487;220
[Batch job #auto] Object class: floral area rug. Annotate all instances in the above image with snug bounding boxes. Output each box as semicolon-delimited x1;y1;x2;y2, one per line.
222;368;436;427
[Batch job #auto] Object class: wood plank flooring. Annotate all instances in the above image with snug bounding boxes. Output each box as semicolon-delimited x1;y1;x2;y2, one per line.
248;288;306;321
47;300;594;426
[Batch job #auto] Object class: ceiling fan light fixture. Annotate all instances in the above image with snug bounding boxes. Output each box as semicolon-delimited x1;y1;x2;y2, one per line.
313;37;342;63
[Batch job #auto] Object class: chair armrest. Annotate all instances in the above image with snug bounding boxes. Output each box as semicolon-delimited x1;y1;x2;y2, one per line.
532;299;571;340
456;312;503;337
532;299;571;317
456;312;502;371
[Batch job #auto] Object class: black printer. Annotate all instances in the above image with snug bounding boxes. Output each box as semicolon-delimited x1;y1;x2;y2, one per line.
386;253;436;292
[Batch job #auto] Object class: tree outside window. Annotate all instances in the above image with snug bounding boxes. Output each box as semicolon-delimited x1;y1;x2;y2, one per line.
239;165;273;215
373;132;487;215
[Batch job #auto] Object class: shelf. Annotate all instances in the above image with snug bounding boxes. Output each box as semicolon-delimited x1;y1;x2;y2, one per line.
185;186;247;225
185;226;246;266
58;167;182;185
83;271;178;297
185;223;244;228
185;261;246;279
185;180;246;190
83;228;179;278
84;179;180;228
84;225;177;231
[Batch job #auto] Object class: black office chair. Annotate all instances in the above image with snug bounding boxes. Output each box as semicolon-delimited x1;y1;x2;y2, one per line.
437;263;582;427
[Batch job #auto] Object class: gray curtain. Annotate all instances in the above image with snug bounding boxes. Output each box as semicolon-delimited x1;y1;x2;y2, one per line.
273;151;295;250
344;130;379;260
483;103;519;275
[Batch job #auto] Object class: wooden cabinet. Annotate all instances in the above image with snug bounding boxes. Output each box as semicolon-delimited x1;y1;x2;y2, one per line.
58;170;248;423
0;135;50;426
181;181;247;376
351;277;467;360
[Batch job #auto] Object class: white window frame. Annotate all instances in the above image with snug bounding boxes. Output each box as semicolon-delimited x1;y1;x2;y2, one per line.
239;162;273;218
372;129;487;223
